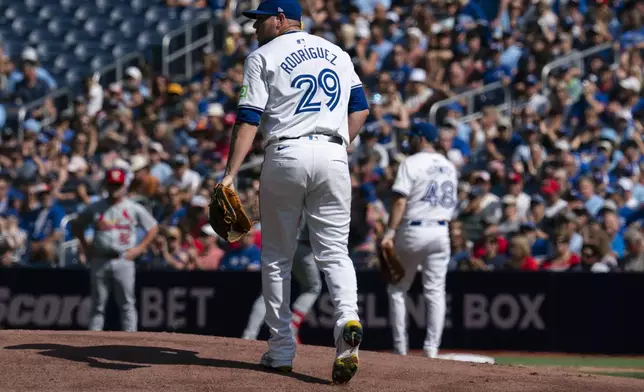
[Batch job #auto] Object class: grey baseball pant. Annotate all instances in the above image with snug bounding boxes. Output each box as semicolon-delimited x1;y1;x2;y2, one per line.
242;240;322;340
88;257;137;332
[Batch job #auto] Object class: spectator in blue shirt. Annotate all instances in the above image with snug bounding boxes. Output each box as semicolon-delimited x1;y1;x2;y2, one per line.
13;60;52;105
600;208;626;259
219;232;260;271
578;176;605;217
19;184;64;265
6;47;57;93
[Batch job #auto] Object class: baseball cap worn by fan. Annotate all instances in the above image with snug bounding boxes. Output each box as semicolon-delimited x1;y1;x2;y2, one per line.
242;0;302;20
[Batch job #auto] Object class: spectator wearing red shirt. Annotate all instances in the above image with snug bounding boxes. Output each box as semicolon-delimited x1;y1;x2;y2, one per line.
504;235;539;271
541;231;580;271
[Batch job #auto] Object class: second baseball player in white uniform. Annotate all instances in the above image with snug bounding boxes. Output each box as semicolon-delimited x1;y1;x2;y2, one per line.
241;220;321;343
380;126;458;358
220;0;370;384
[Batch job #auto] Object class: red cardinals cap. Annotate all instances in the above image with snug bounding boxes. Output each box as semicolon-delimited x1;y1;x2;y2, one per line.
541;179;560;195
105;168;126;185
507;172;523;183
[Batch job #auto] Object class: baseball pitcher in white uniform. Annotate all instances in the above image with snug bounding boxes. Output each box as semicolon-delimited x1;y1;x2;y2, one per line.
220;0;370;384
380;126;458;358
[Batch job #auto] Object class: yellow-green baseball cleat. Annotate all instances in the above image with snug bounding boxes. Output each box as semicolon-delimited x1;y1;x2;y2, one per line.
332;320;363;384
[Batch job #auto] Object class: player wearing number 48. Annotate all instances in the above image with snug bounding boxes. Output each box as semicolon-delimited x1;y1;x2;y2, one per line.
380;126;458;359
71;168;159;332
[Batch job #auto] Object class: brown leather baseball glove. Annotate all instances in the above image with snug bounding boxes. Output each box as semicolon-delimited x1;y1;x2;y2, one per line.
377;240;405;284
209;183;253;243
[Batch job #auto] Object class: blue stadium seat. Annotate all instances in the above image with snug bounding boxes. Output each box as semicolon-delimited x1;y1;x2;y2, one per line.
137;31;161;50
5;4;28;20
90;55;112;71
109;6;129;27
38;5;57;22
27;28;49;46
74;6;105;23
37;42;67;60
47;18;78;37
130;0;146;15
156;19;182;36
54;54;72;73
84;18;111;38
64;30;84;48
12;17;41;38
95;0;122;12
24;0;41;13
65;67;90;86
119;19;141;39
60;0;84;13
180;7;211;22
73;43;104;62
111;43;136;58
144;7;166;25
101;30;125;50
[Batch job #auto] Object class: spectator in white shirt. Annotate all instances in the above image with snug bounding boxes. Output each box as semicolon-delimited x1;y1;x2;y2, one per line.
165;154;202;201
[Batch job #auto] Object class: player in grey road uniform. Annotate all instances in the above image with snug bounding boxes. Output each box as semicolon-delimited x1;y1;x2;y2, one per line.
72;168;159;332
242;220;322;343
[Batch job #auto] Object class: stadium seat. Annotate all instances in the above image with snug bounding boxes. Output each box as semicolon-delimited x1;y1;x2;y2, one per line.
84;18;111;38
73;43;104;63
180;7;211;22
90;55;112;71
48;18;78;37
37;42;67;60
5;4;28;21
119;19;141;39
101;30;125;50
130;0;146;15
111;43;136;58
65;67;90;86
27;28;49;46
144;7;165;25
64;30;84;48
11;17;41;38
75;6;107;23
95;0;122;13
136;31;161;51
24;0;41;13
60;0;84;13
54;54;71;73
156;20;180;36
38;5;57;22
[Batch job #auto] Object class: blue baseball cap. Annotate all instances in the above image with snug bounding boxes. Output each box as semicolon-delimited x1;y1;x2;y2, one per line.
243;0;302;21
409;121;437;143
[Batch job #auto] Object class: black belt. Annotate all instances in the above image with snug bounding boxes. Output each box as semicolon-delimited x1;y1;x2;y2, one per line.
409;220;447;227
278;134;343;146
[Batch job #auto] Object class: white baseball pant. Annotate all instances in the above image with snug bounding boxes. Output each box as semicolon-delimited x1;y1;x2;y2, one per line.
259;135;360;364
387;221;450;356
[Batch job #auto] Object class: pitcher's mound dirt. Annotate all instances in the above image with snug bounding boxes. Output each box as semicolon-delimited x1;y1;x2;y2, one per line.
0;331;641;392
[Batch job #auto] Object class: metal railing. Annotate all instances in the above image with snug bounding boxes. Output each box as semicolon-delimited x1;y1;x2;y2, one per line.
428;81;512;126
161;17;215;81
93;51;146;87
541;42;614;94
57;213;78;268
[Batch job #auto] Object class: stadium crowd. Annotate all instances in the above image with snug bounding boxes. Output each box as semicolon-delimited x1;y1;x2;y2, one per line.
0;0;642;273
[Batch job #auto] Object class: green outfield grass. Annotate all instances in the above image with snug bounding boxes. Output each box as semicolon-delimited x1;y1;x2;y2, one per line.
494;356;644;368
493;355;644;380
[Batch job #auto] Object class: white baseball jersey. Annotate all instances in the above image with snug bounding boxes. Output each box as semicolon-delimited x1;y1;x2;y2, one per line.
392;151;458;221
237;31;362;146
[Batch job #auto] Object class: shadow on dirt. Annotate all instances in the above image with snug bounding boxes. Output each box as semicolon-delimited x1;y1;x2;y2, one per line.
4;344;329;385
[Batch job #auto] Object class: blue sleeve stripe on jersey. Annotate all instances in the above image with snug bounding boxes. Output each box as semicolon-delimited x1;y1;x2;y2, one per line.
351;84;362;90
236;107;262;126
348;86;369;114
238;104;265;112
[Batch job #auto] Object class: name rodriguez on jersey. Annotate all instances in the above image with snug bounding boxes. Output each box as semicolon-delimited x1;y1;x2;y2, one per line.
279;46;338;74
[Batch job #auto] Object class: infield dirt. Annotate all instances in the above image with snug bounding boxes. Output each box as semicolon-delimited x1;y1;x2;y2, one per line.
0;330;642;392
